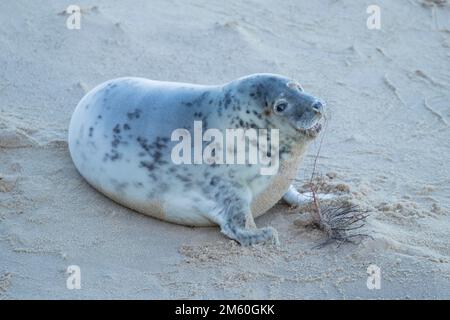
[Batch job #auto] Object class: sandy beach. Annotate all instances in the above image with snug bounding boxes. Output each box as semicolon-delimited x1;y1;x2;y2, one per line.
1;0;450;299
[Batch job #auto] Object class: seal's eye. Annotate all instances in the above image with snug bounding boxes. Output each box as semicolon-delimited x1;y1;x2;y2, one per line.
274;101;288;114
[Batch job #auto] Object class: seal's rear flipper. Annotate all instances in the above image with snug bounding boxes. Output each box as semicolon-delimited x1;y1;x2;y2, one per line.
283;185;335;206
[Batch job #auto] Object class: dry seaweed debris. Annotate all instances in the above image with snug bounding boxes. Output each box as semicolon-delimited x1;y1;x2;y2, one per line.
296;117;371;248
309;201;371;248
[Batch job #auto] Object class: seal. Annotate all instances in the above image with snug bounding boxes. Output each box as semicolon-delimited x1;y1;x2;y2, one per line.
68;74;325;245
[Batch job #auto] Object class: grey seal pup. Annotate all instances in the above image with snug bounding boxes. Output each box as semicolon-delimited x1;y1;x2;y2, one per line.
68;74;325;245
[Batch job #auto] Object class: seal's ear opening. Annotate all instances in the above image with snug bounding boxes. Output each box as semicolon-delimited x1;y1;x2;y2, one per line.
287;81;304;92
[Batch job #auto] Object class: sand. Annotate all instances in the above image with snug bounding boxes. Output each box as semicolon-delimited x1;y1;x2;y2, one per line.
0;0;449;299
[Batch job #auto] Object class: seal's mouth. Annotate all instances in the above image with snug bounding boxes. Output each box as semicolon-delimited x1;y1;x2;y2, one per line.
296;121;322;138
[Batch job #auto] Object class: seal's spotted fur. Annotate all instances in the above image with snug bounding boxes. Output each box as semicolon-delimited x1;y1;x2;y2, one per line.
68;74;324;245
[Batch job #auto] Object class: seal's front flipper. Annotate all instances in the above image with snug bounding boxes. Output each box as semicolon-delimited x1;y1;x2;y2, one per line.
283;185;335;207
217;197;279;246
221;223;279;246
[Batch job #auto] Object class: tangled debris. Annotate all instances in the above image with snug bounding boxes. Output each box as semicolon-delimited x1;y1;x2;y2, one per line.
294;117;371;248
294;200;371;248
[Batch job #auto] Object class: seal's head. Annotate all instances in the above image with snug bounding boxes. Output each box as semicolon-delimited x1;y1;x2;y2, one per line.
271;79;325;139
240;74;325;140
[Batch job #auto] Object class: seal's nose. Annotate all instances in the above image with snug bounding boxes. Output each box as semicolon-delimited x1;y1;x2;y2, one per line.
311;101;325;115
